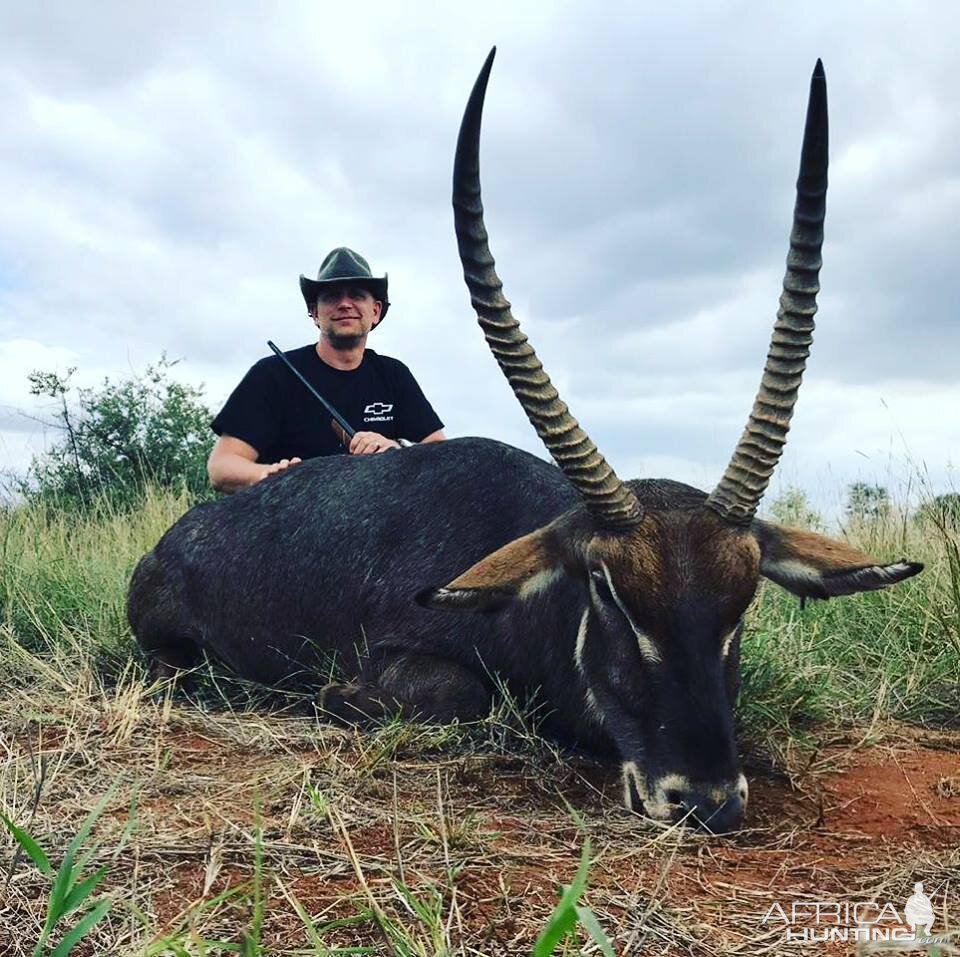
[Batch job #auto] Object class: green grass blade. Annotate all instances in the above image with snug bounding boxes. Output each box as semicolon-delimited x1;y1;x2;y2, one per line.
161;945;191;957
554;835;592;915
394;880;437;924
63;785;117;867
49;856;79;918
532;832;593;956
282;885;329;953
313;913;377;934
574;905;615;957
50;786;117;914
0;812;52;876
532;905;578;957
48;897;112;957
62;865;108;915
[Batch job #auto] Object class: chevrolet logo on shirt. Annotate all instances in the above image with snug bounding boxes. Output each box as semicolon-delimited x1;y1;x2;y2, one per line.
364;401;395;423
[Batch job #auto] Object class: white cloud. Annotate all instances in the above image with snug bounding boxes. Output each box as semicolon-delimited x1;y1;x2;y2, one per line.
1;1;957;510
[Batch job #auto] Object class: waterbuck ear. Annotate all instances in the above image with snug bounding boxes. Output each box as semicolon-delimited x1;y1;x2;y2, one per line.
416;526;565;613
754;521;923;599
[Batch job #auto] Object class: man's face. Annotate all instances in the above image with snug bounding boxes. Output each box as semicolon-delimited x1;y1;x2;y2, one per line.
311;284;382;348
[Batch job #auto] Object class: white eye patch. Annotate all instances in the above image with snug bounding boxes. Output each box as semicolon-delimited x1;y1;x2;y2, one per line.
589;562;661;664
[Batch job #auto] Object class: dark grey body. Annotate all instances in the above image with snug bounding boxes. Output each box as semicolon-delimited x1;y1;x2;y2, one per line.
129;437;703;749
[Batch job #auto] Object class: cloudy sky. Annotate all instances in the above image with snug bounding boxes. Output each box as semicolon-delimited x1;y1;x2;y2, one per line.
1;1;957;518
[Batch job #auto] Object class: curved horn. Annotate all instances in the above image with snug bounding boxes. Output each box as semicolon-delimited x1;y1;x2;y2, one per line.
706;60;829;525
453;48;642;530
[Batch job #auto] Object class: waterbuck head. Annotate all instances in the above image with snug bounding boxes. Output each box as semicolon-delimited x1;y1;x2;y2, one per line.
420;50;922;832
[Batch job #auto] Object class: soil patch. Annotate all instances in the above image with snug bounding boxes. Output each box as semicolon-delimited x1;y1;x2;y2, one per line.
3;713;958;956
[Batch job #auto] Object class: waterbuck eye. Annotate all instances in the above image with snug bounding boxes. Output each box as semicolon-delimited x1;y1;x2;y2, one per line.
589;568;614;604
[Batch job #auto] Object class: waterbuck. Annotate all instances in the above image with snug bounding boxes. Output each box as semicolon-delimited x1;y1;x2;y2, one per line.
128;52;921;832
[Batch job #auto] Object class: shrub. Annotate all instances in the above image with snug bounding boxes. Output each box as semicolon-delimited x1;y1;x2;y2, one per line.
845;482;890;522
916;492;960;529
769;486;824;530
20;356;214;509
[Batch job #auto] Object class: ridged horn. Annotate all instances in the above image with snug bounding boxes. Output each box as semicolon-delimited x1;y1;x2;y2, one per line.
453;48;642;530
706;60;829;525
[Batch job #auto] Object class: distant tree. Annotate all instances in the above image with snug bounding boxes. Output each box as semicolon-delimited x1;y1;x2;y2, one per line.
769;486;824;530
916;493;960;528
845;482;890;522
22;355;214;508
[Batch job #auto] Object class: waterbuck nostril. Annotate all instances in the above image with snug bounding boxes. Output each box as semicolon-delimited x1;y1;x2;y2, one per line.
689;793;745;834
712;802;744;834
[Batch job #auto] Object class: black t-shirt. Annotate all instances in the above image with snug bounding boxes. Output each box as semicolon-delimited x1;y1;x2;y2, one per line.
211;345;444;462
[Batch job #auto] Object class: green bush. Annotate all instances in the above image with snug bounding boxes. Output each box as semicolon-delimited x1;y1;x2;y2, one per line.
19;356;214;509
769;486;824;530
916;493;960;529
845;481;890;522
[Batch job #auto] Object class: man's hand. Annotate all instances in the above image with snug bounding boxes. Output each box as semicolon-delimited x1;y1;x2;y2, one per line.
210;435;299;494
260;457;302;480
349;431;400;455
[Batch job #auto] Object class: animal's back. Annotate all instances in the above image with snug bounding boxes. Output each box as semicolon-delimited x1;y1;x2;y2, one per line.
128;437;576;684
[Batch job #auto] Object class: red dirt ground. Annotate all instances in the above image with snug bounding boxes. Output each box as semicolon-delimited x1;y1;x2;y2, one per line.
4;722;959;956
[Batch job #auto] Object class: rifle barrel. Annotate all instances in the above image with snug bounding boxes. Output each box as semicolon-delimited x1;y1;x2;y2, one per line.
266;340;356;438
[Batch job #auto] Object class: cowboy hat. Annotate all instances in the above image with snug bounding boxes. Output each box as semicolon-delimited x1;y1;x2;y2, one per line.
299;247;390;321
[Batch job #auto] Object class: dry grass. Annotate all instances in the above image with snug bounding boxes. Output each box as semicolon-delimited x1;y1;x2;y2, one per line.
2;640;959;955
1;485;959;954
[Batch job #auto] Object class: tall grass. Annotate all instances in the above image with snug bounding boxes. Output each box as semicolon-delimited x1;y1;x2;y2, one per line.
0;487;190;675
740;505;959;733
1;482;957;732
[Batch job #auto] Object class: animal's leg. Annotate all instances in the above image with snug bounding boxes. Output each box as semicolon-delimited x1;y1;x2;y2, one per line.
318;653;491;726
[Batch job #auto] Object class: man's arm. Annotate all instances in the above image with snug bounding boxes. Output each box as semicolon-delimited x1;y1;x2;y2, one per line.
419;429;445;444
207;435;300;493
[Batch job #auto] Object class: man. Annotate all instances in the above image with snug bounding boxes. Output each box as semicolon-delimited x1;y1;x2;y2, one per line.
208;247;445;492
